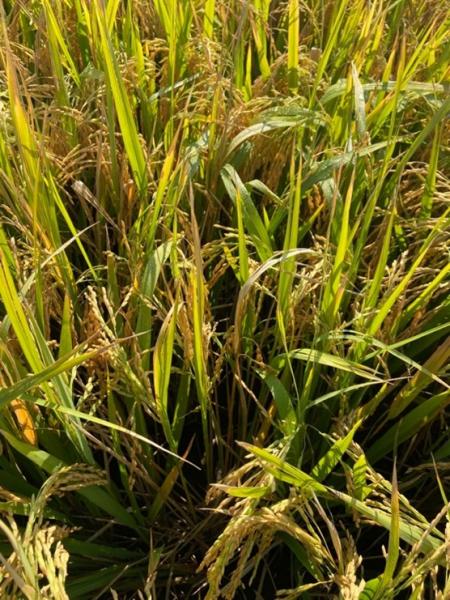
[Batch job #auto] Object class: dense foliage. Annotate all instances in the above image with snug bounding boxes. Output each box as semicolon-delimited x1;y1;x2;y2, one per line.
0;0;449;597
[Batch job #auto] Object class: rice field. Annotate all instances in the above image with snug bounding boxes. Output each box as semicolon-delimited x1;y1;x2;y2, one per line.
0;0;449;598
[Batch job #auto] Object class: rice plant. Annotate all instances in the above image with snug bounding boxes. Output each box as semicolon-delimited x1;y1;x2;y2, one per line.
0;0;449;597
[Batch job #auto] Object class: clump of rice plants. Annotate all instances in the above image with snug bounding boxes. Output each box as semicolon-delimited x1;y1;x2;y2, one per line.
0;0;449;597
